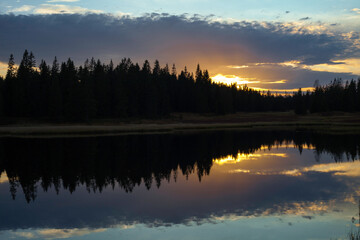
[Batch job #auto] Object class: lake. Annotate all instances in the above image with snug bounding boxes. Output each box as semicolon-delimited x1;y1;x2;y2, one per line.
1;130;360;240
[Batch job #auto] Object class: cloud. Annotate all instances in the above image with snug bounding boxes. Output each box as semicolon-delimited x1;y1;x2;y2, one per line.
266;80;287;84
306;58;360;75
33;4;103;14
0;13;358;87
217;61;358;89
352;8;360;14
299;17;311;21
0;62;8;77
47;0;80;2
227;65;249;69
251;59;360;75
7;4;102;15
9;5;35;12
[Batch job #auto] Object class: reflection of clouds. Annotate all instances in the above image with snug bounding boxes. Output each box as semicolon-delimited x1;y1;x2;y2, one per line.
305;161;360;177
282;160;360;177
13;228;107;240
224;148;360;177
0;171;8;184
278;201;331;216
233;163;360;176
1;144;358;232
228;168;303;176
38;228;106;239
196;200;332;224
13;232;35;239
344;190;360;205
0;170;351;231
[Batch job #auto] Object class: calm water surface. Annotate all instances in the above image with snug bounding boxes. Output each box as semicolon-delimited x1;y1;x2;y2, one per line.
1;130;360;240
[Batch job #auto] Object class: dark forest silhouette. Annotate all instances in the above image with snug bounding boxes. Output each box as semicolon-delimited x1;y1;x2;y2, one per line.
1;50;359;121
1;130;359;202
294;79;360;114
0;50;291;120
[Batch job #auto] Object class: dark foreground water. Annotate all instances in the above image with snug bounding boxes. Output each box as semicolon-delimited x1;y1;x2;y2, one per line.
1;130;360;240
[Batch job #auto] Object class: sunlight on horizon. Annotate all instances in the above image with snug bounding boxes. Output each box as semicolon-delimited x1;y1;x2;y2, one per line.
211;74;259;86
211;74;315;93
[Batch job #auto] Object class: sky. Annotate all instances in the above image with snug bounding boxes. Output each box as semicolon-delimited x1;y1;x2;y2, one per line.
0;0;359;91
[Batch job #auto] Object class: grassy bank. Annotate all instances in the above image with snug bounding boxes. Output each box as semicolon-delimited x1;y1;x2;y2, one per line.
0;111;360;137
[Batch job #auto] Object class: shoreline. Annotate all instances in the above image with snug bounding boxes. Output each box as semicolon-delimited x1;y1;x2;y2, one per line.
0;112;360;137
1;121;360;138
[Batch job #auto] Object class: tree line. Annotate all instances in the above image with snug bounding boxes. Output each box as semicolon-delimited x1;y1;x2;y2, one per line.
294;79;360;114
0;50;359;120
0;50;293;121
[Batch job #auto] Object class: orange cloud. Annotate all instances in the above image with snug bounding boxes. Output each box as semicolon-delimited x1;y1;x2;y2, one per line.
0;61;8;77
305;58;360;75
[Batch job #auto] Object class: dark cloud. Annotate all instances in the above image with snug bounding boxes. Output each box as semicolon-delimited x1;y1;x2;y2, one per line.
299;17;311;21
0;13;356;68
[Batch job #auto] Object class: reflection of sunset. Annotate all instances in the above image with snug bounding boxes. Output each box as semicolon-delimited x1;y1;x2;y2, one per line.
224;155;360;177
213;153;288;165
279;201;331;216
0;171;8;184
213;153;261;165
304;161;360;177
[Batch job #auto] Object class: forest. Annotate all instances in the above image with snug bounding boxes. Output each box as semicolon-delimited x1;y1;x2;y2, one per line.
1;50;360;121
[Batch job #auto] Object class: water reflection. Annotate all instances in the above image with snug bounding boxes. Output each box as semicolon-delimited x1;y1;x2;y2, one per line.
0;130;360;239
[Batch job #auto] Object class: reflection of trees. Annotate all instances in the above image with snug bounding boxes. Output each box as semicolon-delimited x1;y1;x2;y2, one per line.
0;130;359;202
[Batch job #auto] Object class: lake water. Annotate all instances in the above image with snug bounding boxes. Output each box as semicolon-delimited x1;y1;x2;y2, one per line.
1;130;360;240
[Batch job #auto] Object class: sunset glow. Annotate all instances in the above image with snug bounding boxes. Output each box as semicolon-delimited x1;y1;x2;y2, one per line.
0;0;359;91
211;74;259;86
